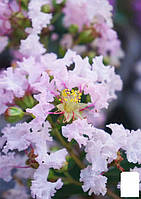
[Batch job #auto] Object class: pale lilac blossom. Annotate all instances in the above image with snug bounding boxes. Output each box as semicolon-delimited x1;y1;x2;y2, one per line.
2;123;31;152
31;165;63;199
80;166;107;196
0;67;28;98
19;34;46;57
28;0;52;34
62;119;94;147
43;149;68;169
85;127;118;172
125;129;141;164
63;0;113;31
107;123;129;149
92;23;124;65
26;121;53;164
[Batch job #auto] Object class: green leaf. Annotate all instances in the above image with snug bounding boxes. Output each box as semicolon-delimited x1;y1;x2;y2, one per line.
53;184;83;199
15;94;38;110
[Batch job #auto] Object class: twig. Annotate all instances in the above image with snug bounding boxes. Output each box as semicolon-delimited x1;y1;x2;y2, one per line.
107;189;121;199
53;128;85;169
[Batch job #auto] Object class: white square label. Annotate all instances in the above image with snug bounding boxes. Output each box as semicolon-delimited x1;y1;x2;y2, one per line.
121;172;139;197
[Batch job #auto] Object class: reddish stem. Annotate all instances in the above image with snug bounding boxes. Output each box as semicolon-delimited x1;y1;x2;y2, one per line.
19;0;22;12
48;111;65;115
80;103;95;112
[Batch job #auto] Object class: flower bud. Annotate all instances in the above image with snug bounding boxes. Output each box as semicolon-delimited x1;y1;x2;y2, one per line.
79;29;94;44
15;94;38;110
5;107;24;123
69;24;78;34
41;4;51;13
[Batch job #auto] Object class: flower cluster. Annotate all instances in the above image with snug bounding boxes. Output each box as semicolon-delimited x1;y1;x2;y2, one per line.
62;0;123;66
0;1;140;199
0;0;123;66
0;0;29;53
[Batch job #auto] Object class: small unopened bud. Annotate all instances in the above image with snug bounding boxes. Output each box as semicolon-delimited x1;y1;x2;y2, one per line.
41;4;51;13
5;107;24;123
69;24;78;34
15;94;38;110
79;29;94;44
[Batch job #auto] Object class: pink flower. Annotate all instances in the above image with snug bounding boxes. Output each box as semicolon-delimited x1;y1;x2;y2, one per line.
26;121;53;164
85;126;121;172
107;124;141;164
0;67;28;98
19;34;46;57
0;88;14;114
0;0;20;35
80;165;107;196
125;129;141;164
18;56;45;86
92;56;123;99
26;92;54;125
28;0;52;34
2;123;31;152
42;149;68;169
63;0;89;31
62;119;94;147
63;0;113;31
92;23;124;65
107;123;129;149
31;165;63;199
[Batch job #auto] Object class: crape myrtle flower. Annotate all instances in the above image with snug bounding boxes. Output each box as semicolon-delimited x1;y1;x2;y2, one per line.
0;0;20;36
0;1;139;199
63;0;113;31
0;49;122;123
28;0;52;34
61;0;123;66
23;49;122;124
19;34;46;58
31;165;63;199
79;124;141;196
80;165;107;196
2;120;141;198
0;0;28;52
62;119;94;147
0;46;123;198
92;22;124;66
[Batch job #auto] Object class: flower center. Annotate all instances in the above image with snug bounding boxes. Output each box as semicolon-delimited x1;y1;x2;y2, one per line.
59;89;82;112
57;89;87;122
